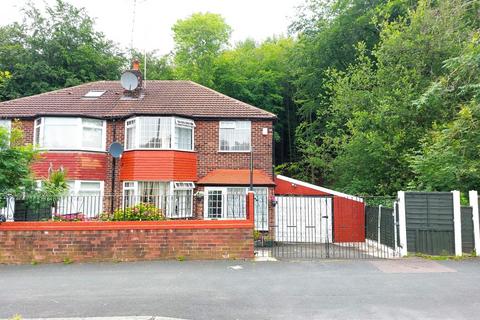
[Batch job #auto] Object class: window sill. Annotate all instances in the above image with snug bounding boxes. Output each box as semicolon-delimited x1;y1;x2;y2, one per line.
36;148;107;153
217;150;251;153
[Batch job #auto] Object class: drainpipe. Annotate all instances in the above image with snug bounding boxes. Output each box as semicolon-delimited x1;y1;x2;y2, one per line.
110;119;117;213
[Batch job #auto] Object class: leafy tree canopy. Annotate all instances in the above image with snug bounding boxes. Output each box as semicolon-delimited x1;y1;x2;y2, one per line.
172;12;231;87
0;0;125;101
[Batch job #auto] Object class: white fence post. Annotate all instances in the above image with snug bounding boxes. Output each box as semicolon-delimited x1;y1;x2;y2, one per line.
397;191;408;257
393;201;398;252
469;190;480;256
452;190;462;256
377;205;382;243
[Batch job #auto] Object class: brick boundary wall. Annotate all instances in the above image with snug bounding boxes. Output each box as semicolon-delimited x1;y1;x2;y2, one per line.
0;225;253;264
0;194;255;264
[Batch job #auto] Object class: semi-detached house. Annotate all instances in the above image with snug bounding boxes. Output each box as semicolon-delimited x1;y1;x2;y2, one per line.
0;68;276;230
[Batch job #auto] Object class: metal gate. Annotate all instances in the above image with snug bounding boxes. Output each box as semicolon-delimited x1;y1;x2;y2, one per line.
255;195;398;259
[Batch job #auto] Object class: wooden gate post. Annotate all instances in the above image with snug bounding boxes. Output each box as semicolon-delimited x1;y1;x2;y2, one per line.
452;190;462;256
468;190;480;256
397;191;408;257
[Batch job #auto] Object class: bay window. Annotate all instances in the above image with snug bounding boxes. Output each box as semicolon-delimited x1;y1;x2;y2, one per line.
56;180;104;218
219;121;251;151
122;181;194;218
204;187;268;223
124;117;195;151
34;117;106;151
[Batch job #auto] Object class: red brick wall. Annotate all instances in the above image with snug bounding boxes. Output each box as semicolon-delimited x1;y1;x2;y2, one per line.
0;226;253;264
196;120;274;179
17;118;273;188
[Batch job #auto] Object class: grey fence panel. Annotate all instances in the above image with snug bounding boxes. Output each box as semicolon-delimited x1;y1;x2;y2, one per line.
461;206;475;254
365;206;378;240
405;192;454;255
365;206;395;249
380;207;395;248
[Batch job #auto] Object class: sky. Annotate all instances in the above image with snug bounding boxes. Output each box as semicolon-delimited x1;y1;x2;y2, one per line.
0;0;304;55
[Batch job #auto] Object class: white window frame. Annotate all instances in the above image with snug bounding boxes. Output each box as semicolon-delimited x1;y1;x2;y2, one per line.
33;117;106;151
121;181;194;218
124;116;195;152
203;186;268;225
204;187;247;220
170;181;194;218
0;119;12;147
0;119;12;132
219;120;251;152
36;180;104;218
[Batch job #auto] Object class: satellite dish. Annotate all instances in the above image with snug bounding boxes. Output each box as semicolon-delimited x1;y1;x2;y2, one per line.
121;71;139;91
109;142;124;158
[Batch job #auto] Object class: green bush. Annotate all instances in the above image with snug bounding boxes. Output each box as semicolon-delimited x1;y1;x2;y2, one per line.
101;203;166;221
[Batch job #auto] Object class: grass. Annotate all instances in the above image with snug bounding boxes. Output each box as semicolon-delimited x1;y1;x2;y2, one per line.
62;257;73;265
176;256;186;262
411;252;477;261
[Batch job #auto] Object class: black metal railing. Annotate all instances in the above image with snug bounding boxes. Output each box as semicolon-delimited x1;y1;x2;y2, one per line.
0;193;249;222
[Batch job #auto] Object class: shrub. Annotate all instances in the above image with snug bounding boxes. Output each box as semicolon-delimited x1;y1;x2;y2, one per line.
101;203;166;221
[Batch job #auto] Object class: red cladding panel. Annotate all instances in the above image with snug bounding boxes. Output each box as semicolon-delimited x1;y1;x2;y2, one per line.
31;152;108;180
120;150;197;181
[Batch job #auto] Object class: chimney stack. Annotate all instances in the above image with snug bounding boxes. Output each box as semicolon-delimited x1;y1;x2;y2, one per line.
132;59;140;71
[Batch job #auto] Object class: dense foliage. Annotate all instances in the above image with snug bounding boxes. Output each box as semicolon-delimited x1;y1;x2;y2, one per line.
1;0;479;196
0;123;37;196
0;0;125;100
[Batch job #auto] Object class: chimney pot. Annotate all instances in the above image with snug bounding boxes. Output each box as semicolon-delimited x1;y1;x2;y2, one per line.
132;59;140;71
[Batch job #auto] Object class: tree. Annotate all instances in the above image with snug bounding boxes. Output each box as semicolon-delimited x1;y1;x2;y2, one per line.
285;0;414;183
325;0;474;195
410;34;480;192
213;37;298;164
172;12;231;87
0;123;38;196
0;0;125;101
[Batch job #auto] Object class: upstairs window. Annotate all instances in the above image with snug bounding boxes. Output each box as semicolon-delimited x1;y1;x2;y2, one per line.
0;119;11;133
219;121;251;152
0;119;12;148
125;117;195;151
34;117;106;151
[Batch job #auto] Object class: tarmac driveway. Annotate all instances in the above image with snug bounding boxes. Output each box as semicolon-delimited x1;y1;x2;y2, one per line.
0;258;479;320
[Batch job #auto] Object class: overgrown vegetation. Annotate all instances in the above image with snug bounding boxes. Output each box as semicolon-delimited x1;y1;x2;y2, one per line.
0;122;37;198
1;0;479;197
